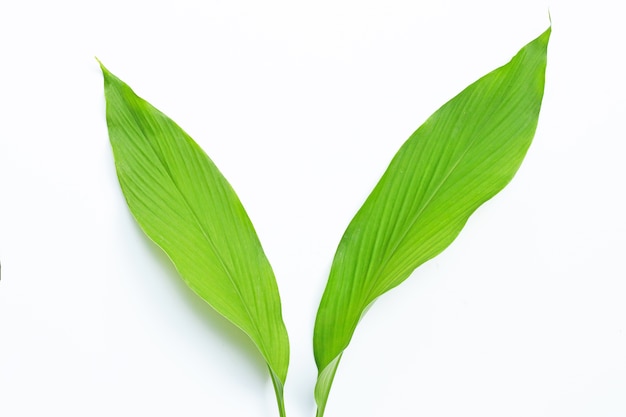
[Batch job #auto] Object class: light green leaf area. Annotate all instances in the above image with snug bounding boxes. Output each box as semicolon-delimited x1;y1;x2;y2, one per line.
313;28;550;416
99;64;289;415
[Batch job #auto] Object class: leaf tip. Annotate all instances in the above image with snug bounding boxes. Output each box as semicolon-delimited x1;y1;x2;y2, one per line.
547;9;552;27
95;57;110;76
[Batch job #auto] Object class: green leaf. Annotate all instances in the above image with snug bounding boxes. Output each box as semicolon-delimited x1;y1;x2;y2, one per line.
99;63;289;416
313;27;550;416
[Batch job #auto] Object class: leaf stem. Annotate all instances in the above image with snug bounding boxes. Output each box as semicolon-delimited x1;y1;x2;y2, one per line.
269;368;287;417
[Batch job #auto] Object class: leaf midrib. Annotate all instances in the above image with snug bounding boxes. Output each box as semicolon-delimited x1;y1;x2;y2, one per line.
120;92;266;350
361;77;508;312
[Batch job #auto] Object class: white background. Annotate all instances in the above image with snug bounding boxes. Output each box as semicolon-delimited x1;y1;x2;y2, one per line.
1;1;624;416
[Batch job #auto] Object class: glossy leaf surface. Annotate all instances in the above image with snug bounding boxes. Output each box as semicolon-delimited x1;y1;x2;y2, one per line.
100;64;289;416
313;28;550;416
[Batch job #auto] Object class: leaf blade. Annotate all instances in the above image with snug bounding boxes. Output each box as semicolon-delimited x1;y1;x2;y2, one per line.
100;64;289;410
313;27;550;415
